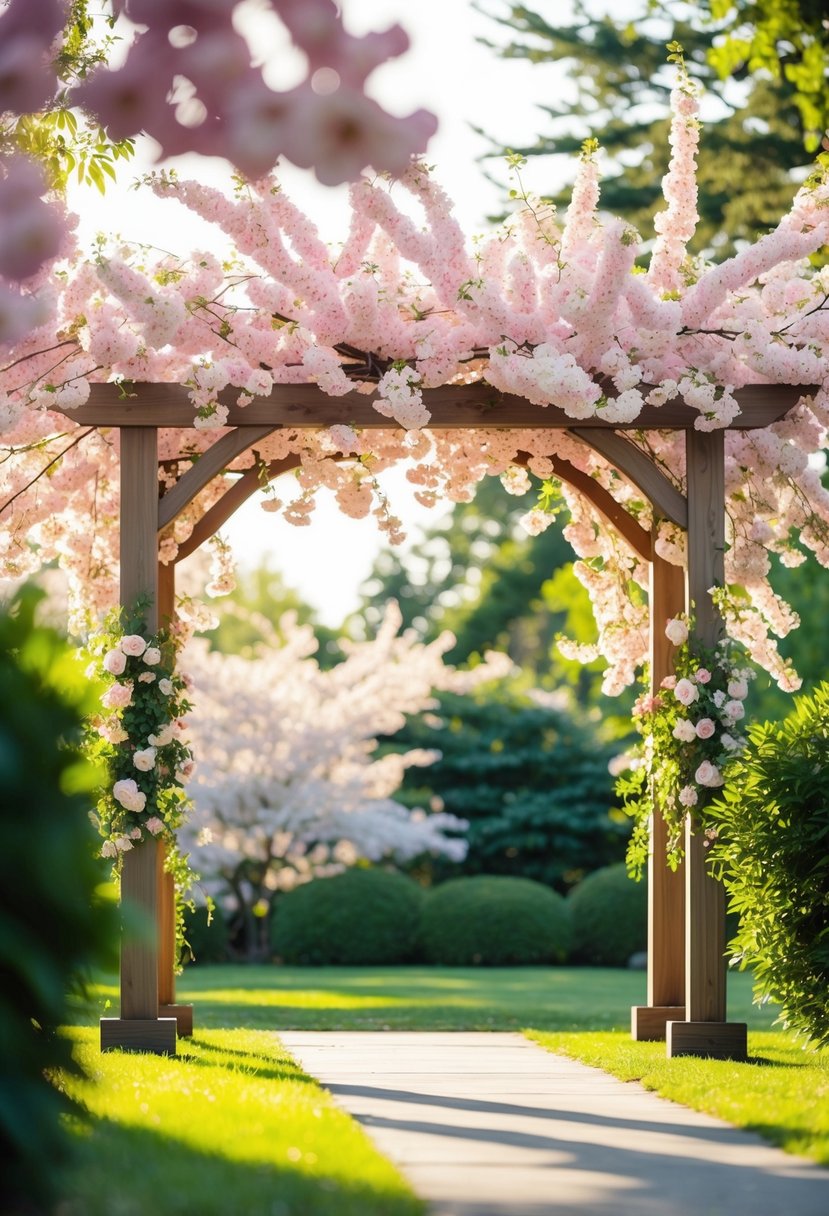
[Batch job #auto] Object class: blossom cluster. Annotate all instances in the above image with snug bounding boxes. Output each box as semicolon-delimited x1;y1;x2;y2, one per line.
2;68;829;693
619;616;754;872
178;603;504;948
84;612;195;859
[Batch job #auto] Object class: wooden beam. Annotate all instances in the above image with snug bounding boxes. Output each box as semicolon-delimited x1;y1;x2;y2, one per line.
534;451;653;560
102;427;176;1056
667;428;746;1060
632;549;686;1041
158;425;276;530
58;380;809;430
571;429;688;529
173;456;297;562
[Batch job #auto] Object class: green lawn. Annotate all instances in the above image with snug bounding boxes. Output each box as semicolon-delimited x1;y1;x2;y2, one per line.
82;962;776;1032
58;965;828;1215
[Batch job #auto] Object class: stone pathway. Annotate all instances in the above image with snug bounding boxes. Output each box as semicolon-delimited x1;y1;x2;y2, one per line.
280;1031;829;1216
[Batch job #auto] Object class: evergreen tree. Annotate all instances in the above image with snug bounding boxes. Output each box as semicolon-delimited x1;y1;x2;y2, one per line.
478;1;819;255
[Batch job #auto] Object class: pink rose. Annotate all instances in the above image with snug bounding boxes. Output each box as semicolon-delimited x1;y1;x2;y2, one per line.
102;682;133;710
678;785;698;807
674;678;699;706
158;678;174;696
694;760;724;788
102;648;127;675
665;618;689;646
138;672;156;683
695;668;711;684
660;675;677;690
724;700;745;722
727;679;748;700
143;647;162;666
120;634;147;657
148;723;175;747
146;816;165;836
695;717;716;740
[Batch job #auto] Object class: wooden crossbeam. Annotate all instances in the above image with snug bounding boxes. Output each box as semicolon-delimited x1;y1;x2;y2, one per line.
60;380;811;430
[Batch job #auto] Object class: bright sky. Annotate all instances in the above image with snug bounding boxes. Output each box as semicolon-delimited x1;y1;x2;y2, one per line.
69;1;576;625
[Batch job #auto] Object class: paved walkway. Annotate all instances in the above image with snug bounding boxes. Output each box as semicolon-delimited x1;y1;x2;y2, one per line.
280;1031;829;1216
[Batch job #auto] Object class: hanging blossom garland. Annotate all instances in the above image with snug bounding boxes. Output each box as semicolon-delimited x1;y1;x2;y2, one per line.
83;605;198;961
618;615;755;874
2;56;829;690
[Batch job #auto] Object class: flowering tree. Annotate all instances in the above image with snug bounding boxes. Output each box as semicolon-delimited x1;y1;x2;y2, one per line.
179;604;501;959
0;0;436;340
1;53;829;700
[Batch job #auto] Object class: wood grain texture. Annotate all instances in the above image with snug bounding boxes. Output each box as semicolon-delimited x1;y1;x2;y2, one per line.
159;1004;193;1037
631;1005;686;1042
572;429;688;528
646;553;687;1013
172;456;297;562
158;425;276;529
100;1017;177;1055
156;840;175;1008
666;1020;747;1060
685;824;728;1022
60;380;808;430
120;428;159;627
119;841;161;1020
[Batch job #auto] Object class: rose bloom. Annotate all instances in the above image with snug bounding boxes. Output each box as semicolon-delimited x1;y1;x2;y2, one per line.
102;648;127;675
660;675;677;690
695;668;711;684
728;678;749;700
101;682;132;710
148;723;175;747
120;634;147;657
112;778;146;812
720;733;740;751
695;760;724;788
101;840;118;859
724;700;745;722
674;678;699;706
158;678;174;696
695;717;716;740
132;747;157;772
678;784;698;807
143;647;162;665
665;618;689;645
146;816;165;836
672;718;697;743
138;672;156;683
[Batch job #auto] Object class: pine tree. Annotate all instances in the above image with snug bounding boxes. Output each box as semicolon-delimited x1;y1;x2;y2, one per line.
477;1;819;255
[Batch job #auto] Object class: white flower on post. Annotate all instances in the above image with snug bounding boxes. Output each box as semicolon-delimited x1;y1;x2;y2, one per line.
133;747;157;772
665;618;689;646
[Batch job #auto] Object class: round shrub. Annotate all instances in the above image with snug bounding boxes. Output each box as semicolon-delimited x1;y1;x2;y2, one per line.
271;868;425;964
182;901;229;964
567;863;647;966
708;683;829;1047
420;876;571;965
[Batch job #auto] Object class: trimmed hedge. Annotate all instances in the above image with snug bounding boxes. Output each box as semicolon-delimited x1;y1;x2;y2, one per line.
567;863;647;966
271;868;424;965
420;875;571;965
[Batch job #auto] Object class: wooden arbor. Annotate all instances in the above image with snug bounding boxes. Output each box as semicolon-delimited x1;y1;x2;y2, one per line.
64;379;806;1059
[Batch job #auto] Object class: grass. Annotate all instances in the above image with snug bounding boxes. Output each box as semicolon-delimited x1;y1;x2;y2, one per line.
58;1026;424;1216
58;965;828;1214
528;1030;829;1167
81;963;776;1032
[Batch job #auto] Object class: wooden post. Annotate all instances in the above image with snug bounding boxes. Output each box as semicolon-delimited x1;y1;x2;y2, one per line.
101;429;177;1055
666;429;746;1060
631;551;686;1040
156;562;194;1036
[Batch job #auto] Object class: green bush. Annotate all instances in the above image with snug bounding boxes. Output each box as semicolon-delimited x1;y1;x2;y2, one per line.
271;868;425;965
708;684;829;1047
182;901;229;965
567;863;647;966
420;875;571;965
0;588;117;1213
